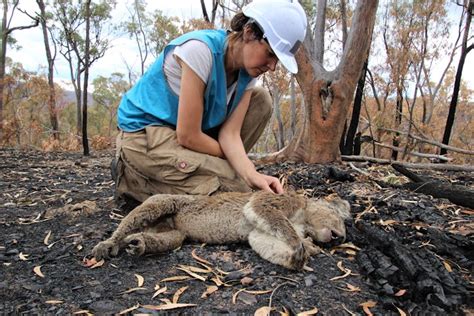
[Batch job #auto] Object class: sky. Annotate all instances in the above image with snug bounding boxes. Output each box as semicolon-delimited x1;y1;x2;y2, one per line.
7;0;216;88
6;0;474;92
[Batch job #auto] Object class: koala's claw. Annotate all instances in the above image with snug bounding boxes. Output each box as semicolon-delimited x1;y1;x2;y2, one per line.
302;237;321;256
290;241;309;270
92;240;119;260
124;234;146;256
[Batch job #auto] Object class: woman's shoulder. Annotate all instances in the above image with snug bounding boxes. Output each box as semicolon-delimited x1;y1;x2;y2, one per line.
172;29;228;51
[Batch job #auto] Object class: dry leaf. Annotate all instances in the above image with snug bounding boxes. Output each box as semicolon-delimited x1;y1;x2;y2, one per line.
90;259;104;269
244;289;272;295
177;267;207;281
19;252;29;261
33;266;45;278
279;306;290;316
201;285;218;298
135;273;145;287
330;261;351;281
191;248;212;265
303;265;314;272
83;257;97;267
119;287;147;294
44;230;52;245
394;289;407;297
360;300;377;316
160;275;191;283
211;276;224;287
255;306;274;316
394;305;407;316
73;310;93;316
178;264;211;274
336;242;361;251
152;286;167;299
297;307;319;315
172;286;189;304
141;303;197;311
379;219;398;226
118;304;140;315
160;298;172;304
338;283;361;292
341;304;357;316
232;288;246;304
45;300;63;304
443;261;453;272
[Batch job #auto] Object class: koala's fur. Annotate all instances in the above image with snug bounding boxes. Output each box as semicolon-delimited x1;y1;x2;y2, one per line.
92;191;351;270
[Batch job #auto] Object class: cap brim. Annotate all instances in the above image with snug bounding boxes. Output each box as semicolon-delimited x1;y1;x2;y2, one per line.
274;50;298;74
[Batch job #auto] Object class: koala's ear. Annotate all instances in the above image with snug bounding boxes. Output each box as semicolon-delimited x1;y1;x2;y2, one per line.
323;194;351;220
338;199;351;219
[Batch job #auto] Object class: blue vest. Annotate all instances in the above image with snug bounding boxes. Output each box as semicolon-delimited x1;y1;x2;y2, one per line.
117;29;253;132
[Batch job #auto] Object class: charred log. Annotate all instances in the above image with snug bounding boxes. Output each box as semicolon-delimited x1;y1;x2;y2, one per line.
392;163;474;209
349;222;470;314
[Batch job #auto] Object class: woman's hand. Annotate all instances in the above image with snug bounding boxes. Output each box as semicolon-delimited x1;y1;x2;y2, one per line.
246;171;284;194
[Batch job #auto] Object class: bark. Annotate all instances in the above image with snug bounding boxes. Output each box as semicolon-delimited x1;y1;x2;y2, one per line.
314;0;327;63
289;75;297;139
37;0;59;140
82;0;91;156
273;91;284;150
440;2;473;157
260;0;378;164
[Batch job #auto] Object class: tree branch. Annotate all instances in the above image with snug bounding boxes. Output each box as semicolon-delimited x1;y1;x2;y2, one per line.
342;156;474;171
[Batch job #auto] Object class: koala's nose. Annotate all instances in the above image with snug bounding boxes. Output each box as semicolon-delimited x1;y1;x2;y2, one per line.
331;228;346;243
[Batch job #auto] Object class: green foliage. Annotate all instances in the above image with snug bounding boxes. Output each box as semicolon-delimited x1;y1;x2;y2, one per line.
150;10;180;56
90;72;129;136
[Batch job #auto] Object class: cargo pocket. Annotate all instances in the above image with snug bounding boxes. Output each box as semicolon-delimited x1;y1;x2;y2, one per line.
158;153;201;182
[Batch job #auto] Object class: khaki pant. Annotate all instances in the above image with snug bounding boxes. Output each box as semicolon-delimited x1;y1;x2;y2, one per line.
115;87;272;203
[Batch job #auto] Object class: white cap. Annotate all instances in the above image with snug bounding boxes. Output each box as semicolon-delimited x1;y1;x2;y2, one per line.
243;0;307;74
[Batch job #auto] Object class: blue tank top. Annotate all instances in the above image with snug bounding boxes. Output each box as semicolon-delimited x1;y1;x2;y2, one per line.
117;29;253;132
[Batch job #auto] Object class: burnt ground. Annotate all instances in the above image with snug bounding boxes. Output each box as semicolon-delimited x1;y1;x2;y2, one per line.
0;148;472;315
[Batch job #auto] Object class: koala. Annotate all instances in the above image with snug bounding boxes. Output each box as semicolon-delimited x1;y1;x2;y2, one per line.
92;191;351;270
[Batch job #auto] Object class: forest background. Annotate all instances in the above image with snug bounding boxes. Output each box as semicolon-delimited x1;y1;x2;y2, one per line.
1;0;473;165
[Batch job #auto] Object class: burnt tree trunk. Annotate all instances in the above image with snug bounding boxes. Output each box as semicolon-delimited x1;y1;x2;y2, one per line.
440;2;473;158
82;0;91;156
37;0;59;141
341;59;368;155
261;0;378;164
0;0;7;143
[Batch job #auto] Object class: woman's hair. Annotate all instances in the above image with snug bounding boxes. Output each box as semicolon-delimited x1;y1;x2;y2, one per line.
228;12;264;46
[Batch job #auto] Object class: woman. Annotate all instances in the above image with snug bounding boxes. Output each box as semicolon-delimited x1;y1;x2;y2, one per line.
113;0;307;205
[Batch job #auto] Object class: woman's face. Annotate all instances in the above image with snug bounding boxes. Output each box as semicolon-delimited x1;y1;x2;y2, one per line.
242;31;279;77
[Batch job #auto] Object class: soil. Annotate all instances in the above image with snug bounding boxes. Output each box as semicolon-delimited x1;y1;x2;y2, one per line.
0;148;472;315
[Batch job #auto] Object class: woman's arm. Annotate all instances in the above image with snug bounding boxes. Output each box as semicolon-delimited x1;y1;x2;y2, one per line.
219;90;283;194
176;60;224;158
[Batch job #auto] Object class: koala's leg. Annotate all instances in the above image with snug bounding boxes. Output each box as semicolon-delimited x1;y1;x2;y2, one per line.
248;230;308;270
92;195;182;259
243;202;302;250
124;230;186;256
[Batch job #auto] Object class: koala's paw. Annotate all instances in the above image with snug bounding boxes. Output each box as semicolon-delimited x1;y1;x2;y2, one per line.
92;240;119;260
302;237;321;256
289;241;309;270
124;233;146;256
